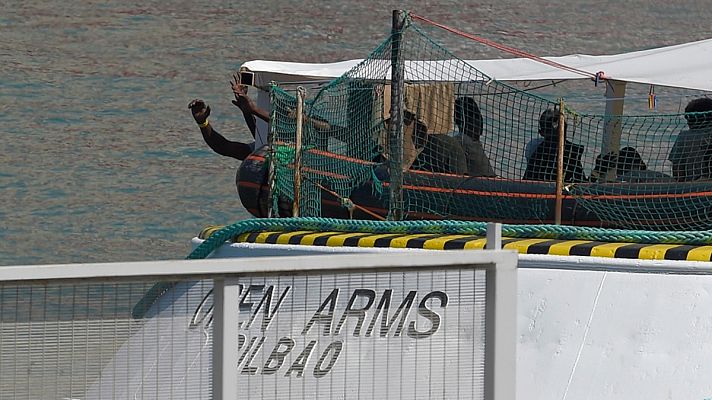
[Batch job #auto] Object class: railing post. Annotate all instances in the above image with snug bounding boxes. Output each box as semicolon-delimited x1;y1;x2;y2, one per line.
485;253;517;400
486;222;502;250
293;86;306;217
387;9;406;221
212;277;240;400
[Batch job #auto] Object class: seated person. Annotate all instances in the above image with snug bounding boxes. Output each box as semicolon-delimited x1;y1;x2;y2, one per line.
413;133;468;175
669;97;712;182
591;147;673;183
617;146;647;172
523;108;587;183
378;111;425;168
381;111;468;175
452;96;496;176
524;135;544;163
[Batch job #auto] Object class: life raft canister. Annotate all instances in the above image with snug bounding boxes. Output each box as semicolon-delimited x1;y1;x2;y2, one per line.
236;147;271;218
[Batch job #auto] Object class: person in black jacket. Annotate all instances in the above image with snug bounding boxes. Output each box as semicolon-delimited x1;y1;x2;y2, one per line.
188;75;268;161
452;96;495;176
523;108;586;183
669;97;712;181
590;146;673;183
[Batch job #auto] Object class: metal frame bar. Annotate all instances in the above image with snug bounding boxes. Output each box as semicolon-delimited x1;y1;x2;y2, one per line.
213;277;241;400
486;253;517;400
0;251;516;283
0;248;518;400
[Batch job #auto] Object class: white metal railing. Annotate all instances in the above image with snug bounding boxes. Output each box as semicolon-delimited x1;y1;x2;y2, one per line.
0;249;517;400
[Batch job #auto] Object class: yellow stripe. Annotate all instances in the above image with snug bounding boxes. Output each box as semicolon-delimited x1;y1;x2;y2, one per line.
325;233;370;247
199;225;223;239
226;230;712;262
275;231;315;245
546;240;592;256
253;231;278;243
638;244;679;260
298;232;343;246
589;242;629;258
357;234;400;247
422;235;478;250
503;238;551;253
686;246;712;262
389;234;438;248
235;232;251;242
463;238;489;249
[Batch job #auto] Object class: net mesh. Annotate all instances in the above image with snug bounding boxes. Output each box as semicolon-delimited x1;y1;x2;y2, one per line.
0;280;213;400
267;13;712;231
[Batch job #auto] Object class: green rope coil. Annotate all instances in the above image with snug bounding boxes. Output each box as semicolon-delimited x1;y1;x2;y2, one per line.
187;217;712;260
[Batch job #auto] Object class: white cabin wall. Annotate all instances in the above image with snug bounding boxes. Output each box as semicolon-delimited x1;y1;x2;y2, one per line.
518;267;712;399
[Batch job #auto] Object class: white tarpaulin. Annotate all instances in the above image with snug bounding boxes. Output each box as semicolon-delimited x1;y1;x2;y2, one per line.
241;37;712;91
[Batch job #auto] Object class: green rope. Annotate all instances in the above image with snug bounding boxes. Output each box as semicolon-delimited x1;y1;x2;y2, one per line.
187;217;712;260
132;217;712;319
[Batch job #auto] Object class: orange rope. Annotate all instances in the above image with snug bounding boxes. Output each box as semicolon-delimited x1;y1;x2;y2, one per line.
308;179;387;221
409;13;597;80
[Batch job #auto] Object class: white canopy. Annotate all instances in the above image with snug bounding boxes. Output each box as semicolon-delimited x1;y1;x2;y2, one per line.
241;37;712;92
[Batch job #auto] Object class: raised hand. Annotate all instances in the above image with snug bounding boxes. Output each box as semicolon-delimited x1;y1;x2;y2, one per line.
231;73;256;111
188;99;211;125
231;74;248;98
229;73;269;124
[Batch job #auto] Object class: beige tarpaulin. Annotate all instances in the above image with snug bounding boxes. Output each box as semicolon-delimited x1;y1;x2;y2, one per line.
382;82;455;134
377;117;422;171
378;82;455;170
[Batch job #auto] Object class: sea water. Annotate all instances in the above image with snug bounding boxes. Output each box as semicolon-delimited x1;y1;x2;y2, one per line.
2;0;712;266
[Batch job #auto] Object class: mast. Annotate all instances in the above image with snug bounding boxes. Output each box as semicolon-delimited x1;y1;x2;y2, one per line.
387;9;406;221
554;99;565;225
292;86;306;217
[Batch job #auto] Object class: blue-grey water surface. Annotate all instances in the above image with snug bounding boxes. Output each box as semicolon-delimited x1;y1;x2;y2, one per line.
2;0;712;266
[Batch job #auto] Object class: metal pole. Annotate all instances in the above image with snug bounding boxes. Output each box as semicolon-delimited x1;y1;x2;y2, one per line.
486;222;502;250
387;9;406;221
212;277;241;400
554;99;565;225
484;257;518;400
292;86;306;217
